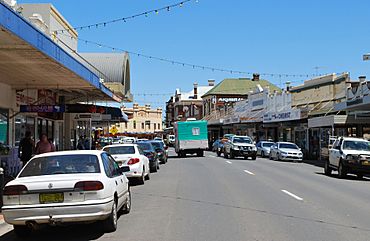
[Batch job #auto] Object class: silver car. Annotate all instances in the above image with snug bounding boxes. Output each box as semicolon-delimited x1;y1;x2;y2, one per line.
256;141;274;157
269;142;303;162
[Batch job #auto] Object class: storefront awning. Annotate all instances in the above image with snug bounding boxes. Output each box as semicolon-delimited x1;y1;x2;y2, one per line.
0;2;121;102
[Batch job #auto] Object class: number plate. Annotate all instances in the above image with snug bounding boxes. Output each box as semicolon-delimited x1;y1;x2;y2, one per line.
362;161;370;166
39;193;64;204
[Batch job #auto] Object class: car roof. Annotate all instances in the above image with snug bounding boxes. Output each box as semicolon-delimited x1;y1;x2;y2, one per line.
277;142;296;145
103;144;138;148
341;137;369;142
33;150;104;158
233;135;251;138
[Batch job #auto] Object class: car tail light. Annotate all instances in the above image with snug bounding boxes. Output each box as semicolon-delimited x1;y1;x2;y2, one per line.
3;185;28;195
74;181;104;191
127;158;140;165
145;152;154;159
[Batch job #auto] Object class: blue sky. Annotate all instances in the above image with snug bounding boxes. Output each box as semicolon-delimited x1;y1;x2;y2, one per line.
19;0;370;108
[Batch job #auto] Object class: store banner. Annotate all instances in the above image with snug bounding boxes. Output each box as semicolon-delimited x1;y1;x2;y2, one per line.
263;109;301;123
20;105;65;113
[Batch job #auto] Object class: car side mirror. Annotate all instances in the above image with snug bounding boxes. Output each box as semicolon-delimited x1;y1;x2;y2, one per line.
119;166;130;173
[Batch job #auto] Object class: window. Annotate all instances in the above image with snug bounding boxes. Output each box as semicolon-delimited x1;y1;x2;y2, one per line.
154;123;156;130
108;155;120;177
133;121;136;129
192;127;200;136
104;146;136;155
102;153;114;178
141;123;145;129
19;154;100;177
125;122;128;128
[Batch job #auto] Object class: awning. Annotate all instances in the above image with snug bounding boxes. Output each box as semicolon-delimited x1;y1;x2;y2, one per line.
0;2;121;102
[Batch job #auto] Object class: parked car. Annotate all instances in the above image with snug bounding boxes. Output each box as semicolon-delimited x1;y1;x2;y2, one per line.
269;142;303;162
148;140;168;164
2;150;131;237
217;134;235;156
136;142;160;172
256;141;274;157
212;139;222;152
103;144;150;184
223;135;257;160
122;137;136;143
326;137;370;179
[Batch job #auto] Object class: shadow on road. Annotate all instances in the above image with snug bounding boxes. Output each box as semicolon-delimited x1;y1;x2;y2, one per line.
0;222;105;241
315;172;370;181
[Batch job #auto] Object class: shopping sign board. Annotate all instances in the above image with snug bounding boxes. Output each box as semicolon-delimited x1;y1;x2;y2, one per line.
263;109;301;123
20;105;65;113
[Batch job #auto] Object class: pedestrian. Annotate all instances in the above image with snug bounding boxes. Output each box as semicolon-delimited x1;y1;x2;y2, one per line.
35;133;55;154
18;131;34;166
77;136;85;150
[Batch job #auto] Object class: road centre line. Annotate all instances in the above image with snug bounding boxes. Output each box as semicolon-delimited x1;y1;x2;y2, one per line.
243;169;255;175
226;161;232;164
281;190;304;201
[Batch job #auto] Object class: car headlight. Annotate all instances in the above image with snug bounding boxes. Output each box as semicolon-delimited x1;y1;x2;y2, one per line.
233;145;239;150
298;152;303;156
252;146;257;151
280;151;287;155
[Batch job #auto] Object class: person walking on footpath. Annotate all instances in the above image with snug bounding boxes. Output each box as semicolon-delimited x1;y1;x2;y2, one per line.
35;133;55;154
18;131;34;166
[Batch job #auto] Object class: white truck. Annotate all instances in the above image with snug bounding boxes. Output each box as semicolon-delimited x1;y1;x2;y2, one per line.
174;120;208;158
326;137;370;179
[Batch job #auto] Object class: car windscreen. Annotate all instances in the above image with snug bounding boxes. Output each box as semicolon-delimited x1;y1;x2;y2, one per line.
262;142;274;147
150;142;163;149
279;143;299;149
137;142;153;151
343;140;370;151
233;137;252;144
104;146;135;155
19;154;100;177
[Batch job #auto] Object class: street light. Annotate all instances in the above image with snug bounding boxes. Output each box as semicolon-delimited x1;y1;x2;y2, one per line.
363;53;370;61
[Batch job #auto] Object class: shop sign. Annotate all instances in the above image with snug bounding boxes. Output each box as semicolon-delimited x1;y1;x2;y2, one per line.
240;116;260;123
16;90;37;107
263;109;301;123
217;97;244;104
20;105;65;113
73;113;102;121
38;90;56;105
346;98;363;107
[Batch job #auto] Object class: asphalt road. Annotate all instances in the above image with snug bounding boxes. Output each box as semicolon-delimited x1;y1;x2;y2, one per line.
1;149;370;241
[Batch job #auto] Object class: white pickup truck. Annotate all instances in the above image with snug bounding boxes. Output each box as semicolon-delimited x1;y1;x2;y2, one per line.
326;137;370;179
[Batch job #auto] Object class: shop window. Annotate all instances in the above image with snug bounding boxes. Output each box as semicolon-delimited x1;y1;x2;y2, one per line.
0;108;8;144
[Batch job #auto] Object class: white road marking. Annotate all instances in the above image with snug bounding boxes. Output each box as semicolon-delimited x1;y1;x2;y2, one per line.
281;190;303;201
243;169;255;175
226;161;232;164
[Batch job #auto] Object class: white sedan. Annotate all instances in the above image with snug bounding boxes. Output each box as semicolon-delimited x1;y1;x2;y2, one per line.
269;142;303;162
103;144;150;184
2;150;131;237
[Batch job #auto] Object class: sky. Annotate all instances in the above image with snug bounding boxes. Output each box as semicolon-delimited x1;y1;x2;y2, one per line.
18;0;370;109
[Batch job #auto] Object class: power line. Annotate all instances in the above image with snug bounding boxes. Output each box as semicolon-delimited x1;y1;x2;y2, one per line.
56;33;318;78
54;0;196;33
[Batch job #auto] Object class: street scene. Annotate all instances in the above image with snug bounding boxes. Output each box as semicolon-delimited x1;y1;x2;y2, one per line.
1;0;370;240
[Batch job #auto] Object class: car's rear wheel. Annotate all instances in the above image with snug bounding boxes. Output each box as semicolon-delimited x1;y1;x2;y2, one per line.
145;170;150;180
122;188;131;214
229;150;235;159
138;168;145;185
13;225;31;237
338;160;347;179
103;200;118;232
324;160;332;176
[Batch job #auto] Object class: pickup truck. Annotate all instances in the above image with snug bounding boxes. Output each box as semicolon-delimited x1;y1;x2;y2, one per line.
326;137;370;179
223;135;257;160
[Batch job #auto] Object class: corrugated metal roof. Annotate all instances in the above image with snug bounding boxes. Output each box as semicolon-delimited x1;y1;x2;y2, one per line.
80;52;130;83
